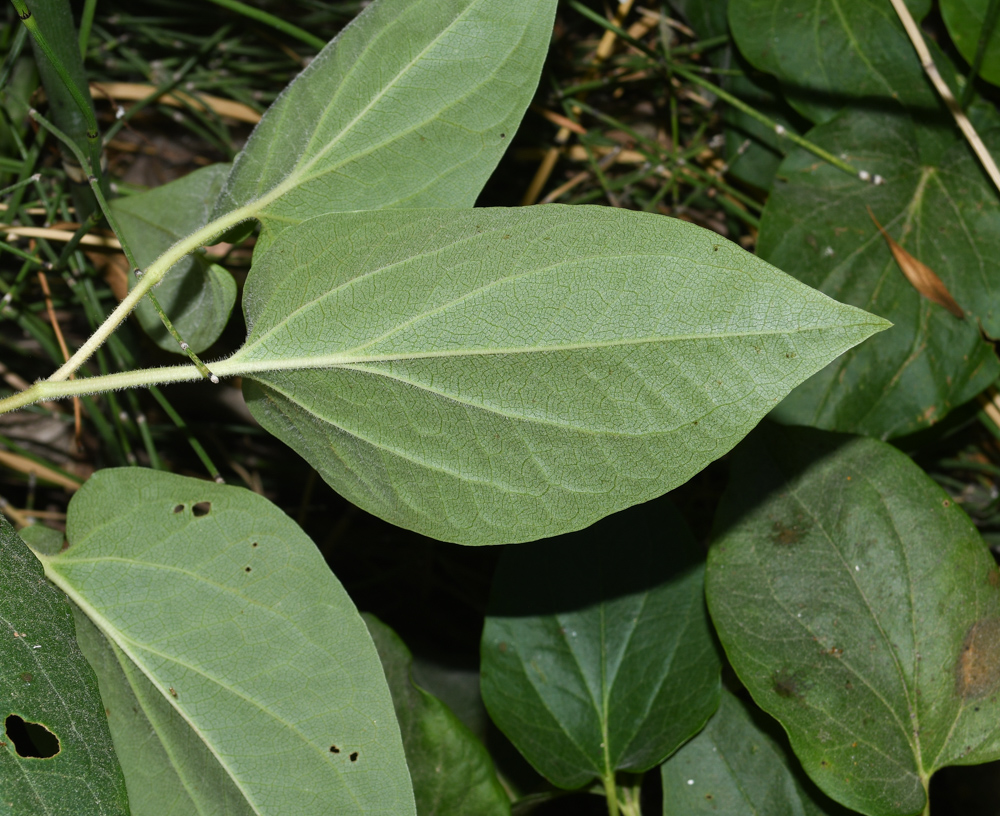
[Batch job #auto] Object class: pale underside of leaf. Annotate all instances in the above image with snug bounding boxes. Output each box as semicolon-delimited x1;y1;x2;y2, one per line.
43;470;415;816
112;163;236;354
213;0;557;252
228;206;887;544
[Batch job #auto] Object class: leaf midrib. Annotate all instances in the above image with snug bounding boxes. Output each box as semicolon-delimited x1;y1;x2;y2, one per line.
225;323;873;377
40;556;360;816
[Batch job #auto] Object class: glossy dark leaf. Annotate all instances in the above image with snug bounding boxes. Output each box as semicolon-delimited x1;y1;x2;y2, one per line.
660;690;853;816
728;0;935;123
3;517;128;816
481;497;720;789
366;615;509;816
708;424;1000;815
758;111;1000;438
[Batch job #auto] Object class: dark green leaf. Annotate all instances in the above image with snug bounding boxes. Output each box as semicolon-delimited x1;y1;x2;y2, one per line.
2;517;128;816
728;0;935;123
213;0;558;253
660;690;853;815
366;614;510;816
707;424;1000;815
481;497;720;789
111;163;236;353
759;112;1000;439
39;469;415;816
941;0;1000;86
222;205;887;545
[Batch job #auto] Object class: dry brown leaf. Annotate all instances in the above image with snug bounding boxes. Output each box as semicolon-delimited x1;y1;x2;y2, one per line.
868;206;964;319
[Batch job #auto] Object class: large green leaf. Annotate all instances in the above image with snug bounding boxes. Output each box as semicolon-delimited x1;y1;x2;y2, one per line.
111;163;236;354
222;205;888;545
212;0;557;253
660;690;852;816
480;497;720;789
728;0;935;123
941;0;1000;87
365;615;509;816
707;424;1000;816
37;468;415;816
2;518;128;816
758;111;1000;439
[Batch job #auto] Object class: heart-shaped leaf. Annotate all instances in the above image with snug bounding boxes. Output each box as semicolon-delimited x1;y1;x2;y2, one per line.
2;518;128;816
38;469;415;816
366;614;510;816
212;0;558;253
728;0;935;123
707;424;1000;816
220;205;888;545
480;497;720;789
660;690;853;816
111;163;236;353
758;111;1000;439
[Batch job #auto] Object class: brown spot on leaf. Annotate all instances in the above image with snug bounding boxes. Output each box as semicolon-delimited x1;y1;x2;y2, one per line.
868;207;964;318
956;617;1000;699
989;569;999;589
772;669;805;699
771;518;809;546
173;505;184;514
498;642;507;653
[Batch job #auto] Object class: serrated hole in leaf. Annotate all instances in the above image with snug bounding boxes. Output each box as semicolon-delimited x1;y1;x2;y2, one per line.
192;501;211;517
4;715;60;758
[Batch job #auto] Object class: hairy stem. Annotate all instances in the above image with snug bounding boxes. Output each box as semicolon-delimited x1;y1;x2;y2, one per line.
46;205;256;383
29;108;217;378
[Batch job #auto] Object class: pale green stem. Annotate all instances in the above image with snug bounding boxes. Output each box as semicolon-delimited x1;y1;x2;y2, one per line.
11;0;104;192
46;205;257;382
619;780;642;816
0;363;203;414
602;773;620;816
29;107;216;378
